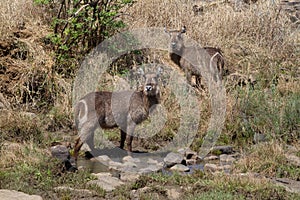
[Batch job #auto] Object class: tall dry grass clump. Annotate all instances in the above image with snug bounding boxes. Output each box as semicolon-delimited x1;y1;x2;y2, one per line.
123;0;299;145
125;0;298;73
0;0;73;129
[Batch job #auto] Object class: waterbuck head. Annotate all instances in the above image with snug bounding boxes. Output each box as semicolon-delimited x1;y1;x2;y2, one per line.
139;67;162;97
164;26;186;54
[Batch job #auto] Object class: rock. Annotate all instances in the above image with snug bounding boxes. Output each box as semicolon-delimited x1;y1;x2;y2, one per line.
212;146;234;154
130;187;151;200
166;187;181;199
204;163;219;172
170;164;190;172
177;147;188;155
50;145;70;161
139;165;163;174
219;154;236;163
253;133;269;144
271;178;300;194
204;155;219;161
164;152;184;167
54;186;93;197
88;173;124;192
123;161;138;168
95;155;111;165
185;149;198;159
285;154;300;167
120;165;139;173
50;144;77;172
0;189;43;200
120;172;140;182
108;161;124;170
186;159;197;165
147;158;159;165
204;163;231;173
123;155;141;163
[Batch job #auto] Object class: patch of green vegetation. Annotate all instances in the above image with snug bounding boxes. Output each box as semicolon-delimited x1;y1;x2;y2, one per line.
187;190;244;200
0;155;104;199
277;165;300;180
228;84;299;145
108;171;300;200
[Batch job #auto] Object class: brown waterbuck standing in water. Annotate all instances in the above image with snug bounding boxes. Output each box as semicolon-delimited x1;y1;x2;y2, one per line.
73;68;162;159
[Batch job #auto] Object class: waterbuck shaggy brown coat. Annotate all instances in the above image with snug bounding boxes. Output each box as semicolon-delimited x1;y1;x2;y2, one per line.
165;26;225;87
73;69;162;159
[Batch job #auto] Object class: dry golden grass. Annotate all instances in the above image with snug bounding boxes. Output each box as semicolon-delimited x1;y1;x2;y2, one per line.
124;0;298;73
122;0;299;146
0;0;72;125
0;0;298;150
0;141;48;168
234;142;300;179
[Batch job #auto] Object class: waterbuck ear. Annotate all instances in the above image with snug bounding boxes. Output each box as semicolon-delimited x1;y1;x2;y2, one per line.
156;66;163;77
137;67;145;77
164;26;170;36
181;26;186;34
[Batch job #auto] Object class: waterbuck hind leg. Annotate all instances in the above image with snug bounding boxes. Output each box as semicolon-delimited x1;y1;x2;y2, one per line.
86;131;95;152
73;118;98;159
126;122;135;152
74;137;83;160
126;135;134;152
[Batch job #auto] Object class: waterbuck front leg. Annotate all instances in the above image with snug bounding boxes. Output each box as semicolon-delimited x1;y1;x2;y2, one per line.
126;121;136;152
120;129;126;149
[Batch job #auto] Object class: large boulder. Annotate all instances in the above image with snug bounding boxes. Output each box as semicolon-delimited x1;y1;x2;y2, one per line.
0;189;43;200
164;152;184;167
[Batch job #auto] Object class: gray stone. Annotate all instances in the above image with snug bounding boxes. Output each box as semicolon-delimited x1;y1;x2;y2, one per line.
185;149;198;159
186;159;197;165
88;173;124;192
130;187;151;200
204;163;231;173
122;155;140;163
147;158;159;165
123;161;138;168
120;172;140;182
54;186;93;196
166;187;181;199
139;165;162;174
170;164;190;172
271;178;300;194
164;152;184;167
204;155;219;161
212;145;234;154
50;145;70;161
108;161;124;170
95;155;111;165
285;154;300;167
219;154;236;163
204;163;219;172
253;133;269;144
0;189;43;200
177;147;188;155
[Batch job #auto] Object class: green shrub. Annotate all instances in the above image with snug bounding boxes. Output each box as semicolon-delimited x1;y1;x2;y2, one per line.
35;0;134;77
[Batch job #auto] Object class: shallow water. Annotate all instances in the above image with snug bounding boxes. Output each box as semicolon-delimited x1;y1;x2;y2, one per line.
77;147;170;173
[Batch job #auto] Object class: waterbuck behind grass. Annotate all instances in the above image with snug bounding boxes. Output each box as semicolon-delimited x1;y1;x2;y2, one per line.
165;26;225;87
73;68;162;159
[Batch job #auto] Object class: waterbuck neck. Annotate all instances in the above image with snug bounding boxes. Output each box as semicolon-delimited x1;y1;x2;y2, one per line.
142;91;159;111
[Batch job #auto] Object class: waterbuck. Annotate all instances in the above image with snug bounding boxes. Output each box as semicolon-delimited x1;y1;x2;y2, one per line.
165;26;225;87
73;68;162;159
